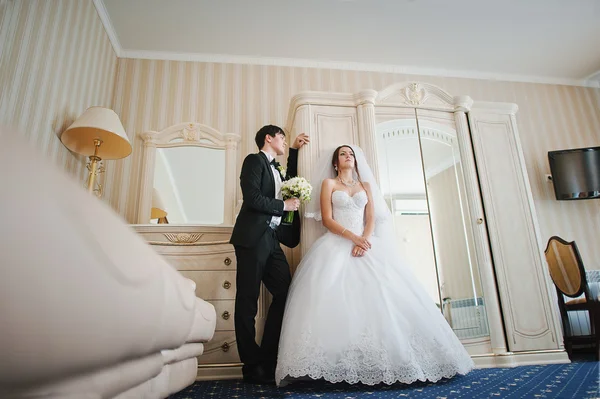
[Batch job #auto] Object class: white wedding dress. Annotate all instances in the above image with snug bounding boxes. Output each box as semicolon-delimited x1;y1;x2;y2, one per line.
275;190;475;386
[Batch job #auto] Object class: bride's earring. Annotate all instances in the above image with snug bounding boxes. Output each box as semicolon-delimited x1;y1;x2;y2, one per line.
334;165;338;171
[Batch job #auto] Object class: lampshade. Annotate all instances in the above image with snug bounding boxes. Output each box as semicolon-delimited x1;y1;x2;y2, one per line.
61;106;132;159
151;188;168;219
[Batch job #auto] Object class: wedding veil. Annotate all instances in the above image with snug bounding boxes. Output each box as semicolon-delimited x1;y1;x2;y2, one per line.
304;145;394;238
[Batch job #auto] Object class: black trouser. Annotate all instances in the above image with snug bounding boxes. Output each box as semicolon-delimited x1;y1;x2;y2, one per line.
234;227;291;371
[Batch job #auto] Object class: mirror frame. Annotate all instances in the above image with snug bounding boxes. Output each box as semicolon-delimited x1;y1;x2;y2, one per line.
137;123;241;225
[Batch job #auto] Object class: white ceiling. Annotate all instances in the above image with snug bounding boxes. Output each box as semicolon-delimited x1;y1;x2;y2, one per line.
97;0;600;86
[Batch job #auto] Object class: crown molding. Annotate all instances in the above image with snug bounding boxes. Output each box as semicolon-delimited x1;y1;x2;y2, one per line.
92;0;122;57
584;70;600;88
120;49;599;88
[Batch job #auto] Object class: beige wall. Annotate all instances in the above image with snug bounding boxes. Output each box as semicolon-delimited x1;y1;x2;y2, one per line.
0;0;117;181
109;59;600;268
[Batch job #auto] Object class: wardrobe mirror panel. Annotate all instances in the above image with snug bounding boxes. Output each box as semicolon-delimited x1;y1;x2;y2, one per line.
375;108;490;340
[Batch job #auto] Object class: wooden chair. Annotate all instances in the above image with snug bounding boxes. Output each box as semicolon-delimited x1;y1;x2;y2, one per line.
544;236;599;360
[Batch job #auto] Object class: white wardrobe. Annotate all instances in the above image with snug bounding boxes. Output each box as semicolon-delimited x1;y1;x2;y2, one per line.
284;82;568;368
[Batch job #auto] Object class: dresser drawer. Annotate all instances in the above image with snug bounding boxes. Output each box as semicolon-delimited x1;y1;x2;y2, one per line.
162;251;236;271
210;300;235;331
198;331;240;365
180;271;236;300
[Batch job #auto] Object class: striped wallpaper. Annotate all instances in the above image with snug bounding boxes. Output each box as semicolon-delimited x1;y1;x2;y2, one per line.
0;0;117;182
1;0;598;270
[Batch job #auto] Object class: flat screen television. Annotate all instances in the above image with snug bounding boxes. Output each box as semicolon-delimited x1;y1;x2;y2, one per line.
548;146;600;200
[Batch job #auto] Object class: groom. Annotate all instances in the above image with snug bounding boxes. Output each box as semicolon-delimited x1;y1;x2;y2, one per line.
230;125;309;384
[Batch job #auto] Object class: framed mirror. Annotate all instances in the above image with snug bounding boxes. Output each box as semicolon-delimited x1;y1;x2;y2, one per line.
137;123;241;225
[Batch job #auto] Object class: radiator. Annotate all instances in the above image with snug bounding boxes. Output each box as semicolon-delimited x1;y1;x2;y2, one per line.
444;297;490;339
564;270;599;337
442;272;599;340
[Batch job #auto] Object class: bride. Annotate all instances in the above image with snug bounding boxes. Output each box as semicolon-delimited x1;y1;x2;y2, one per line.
275;145;474;387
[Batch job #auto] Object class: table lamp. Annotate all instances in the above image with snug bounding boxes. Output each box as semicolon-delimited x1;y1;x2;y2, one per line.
151;188;169;224
60;106;132;196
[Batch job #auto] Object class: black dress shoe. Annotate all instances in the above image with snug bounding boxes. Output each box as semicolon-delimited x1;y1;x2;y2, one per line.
263;362;277;377
242;364;275;385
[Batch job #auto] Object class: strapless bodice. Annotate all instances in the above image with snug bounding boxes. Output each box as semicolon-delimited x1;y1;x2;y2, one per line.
331;190;367;236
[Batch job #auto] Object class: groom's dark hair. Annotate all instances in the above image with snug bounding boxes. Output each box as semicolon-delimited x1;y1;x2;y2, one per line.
255;125;285;149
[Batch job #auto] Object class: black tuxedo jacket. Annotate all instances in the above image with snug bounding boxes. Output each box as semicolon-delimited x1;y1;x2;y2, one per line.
230;148;300;248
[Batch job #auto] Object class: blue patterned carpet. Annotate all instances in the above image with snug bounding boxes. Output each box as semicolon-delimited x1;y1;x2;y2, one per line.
170;361;598;399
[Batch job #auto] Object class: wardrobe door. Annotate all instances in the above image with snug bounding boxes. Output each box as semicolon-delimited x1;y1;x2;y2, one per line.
415;109;492;345
376;113;440;305
374;107;497;356
292;105;359;262
313;105;359;149
468;105;561;352
375;107;441;307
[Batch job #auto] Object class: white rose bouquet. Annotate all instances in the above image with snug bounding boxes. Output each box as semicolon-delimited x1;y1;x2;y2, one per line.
281;176;312;224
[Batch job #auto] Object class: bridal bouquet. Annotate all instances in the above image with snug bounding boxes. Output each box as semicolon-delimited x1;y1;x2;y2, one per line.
281;176;312;224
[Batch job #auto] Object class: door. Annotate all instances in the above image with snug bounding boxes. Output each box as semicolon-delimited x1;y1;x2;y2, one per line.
468;107;560;351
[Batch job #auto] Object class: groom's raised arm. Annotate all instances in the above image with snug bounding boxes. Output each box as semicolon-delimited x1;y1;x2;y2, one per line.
285;148;298;179
240;154;285;216
286;132;309;178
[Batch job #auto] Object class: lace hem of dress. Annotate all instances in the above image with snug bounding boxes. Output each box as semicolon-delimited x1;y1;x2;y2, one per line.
276;330;474;387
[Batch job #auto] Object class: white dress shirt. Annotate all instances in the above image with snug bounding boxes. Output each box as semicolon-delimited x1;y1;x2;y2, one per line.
261;150;282;228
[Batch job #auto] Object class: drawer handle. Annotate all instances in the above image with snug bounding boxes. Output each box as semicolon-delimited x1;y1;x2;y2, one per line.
224;257;232;266
222;280;231;289
222;311;230;320
221;342;230;352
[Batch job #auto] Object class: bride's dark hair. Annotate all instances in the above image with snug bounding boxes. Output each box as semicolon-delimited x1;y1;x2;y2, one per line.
332;145;362;181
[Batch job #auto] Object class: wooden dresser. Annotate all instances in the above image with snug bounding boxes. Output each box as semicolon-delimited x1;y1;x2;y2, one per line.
132;224;268;380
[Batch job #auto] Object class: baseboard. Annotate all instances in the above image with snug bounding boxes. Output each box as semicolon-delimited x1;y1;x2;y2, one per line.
196;364;242;381
473;349;571;368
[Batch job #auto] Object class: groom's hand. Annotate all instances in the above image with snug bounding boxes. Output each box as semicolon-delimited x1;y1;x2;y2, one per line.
291;133;310;149
284;198;300;211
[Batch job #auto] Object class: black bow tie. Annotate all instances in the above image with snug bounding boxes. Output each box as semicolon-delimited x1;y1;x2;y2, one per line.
270;159;281;169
